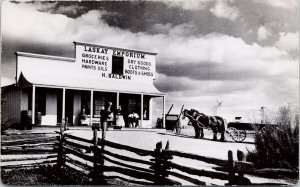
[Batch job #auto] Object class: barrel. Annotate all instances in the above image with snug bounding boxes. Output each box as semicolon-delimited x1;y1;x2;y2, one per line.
35;112;42;126
20;110;32;130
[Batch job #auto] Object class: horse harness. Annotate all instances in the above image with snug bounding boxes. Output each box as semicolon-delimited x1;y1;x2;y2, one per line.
185;111;206;128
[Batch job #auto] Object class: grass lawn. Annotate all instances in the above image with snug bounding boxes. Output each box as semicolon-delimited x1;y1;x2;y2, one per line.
2;165;94;185
2;166;57;185
1;164;132;185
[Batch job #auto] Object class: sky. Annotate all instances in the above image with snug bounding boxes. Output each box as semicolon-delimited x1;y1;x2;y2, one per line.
1;0;299;122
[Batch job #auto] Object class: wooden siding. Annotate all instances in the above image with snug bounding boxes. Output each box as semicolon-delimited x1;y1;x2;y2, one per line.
1;85;22;126
20;88;29;111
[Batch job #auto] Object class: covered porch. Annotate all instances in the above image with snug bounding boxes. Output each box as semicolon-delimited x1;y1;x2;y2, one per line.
18;72;166;128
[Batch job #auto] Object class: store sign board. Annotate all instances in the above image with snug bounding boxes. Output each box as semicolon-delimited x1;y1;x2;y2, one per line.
75;43;156;81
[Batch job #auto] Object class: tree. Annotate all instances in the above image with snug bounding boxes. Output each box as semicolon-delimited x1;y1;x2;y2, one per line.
247;104;299;170
211;100;223;115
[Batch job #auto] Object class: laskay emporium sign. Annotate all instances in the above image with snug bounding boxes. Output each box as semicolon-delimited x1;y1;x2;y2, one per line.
75;42;156;81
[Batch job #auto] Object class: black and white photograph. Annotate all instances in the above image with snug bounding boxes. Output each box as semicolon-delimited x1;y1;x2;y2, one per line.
1;0;299;185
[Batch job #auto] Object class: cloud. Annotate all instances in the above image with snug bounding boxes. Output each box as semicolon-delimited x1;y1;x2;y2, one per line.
1;1;298;122
157;33;288;64
209;0;240;21
2;2;295;82
253;0;298;9
154;73;197;92
157;62;267;81
154;73;258;94
2;2;73;44
160;71;299;121
149;23;173;34
28;1;299;48
30;1;58;10
257;26;272;41
276;32;299;53
165;0;297;11
166;0;214;10
148;23;197;36
49;4;87;17
260;74;299;113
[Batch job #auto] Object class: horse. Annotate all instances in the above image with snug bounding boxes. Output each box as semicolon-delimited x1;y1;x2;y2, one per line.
182;109;225;141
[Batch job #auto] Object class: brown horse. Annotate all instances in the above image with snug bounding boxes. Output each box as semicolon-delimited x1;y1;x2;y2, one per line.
182;109;225;141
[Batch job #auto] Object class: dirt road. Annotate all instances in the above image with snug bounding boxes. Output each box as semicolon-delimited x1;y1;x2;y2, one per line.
71;126;255;160
69;127;293;185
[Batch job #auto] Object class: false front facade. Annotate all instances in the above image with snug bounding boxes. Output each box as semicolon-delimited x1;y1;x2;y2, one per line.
2;42;166;128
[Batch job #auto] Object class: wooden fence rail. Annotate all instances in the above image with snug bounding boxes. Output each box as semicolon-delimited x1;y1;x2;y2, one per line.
166;149;228;167
1;131;59;169
55;126;297;186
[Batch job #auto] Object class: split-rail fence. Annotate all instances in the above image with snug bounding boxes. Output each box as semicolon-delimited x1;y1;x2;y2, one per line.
1;125;297;185
1;130;58;169
55;125;296;185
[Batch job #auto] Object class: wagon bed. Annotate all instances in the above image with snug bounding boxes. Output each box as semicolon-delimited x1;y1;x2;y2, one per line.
225;122;269;142
227;122;266;131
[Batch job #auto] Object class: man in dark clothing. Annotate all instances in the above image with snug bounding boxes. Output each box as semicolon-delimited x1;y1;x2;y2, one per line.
100;102;113;139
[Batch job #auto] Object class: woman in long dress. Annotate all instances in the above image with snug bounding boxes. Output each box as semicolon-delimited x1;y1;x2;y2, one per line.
115;106;125;127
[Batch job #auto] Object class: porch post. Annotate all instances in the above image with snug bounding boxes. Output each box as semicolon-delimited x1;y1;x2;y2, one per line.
32;86;36;125
90;90;94;126
62;88;66;122
116;92;119;108
149;98;153;123
140;94;144;127
162;95;165;128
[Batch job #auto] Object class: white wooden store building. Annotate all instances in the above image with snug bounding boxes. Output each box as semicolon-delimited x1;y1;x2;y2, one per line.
1;42;166;128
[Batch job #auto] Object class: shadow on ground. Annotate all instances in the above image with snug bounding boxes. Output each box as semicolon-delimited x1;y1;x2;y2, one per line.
157;132;255;144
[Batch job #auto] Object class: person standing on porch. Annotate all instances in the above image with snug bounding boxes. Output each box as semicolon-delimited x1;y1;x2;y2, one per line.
106;102;114;127
115;105;125;127
100;102;113;139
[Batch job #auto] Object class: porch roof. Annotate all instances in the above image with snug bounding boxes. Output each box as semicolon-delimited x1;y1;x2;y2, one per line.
18;70;165;96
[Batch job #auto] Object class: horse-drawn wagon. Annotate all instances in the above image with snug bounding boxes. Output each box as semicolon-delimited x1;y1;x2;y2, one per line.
225;122;267;142
174;107;272;143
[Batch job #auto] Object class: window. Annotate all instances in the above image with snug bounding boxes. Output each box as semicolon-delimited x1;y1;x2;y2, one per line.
94;96;105;117
93;92;115;117
112;56;124;75
128;98;138;114
81;92;90;115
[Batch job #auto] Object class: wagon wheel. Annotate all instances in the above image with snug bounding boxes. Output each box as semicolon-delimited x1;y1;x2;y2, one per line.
237;130;246;142
175;120;181;134
225;127;239;142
